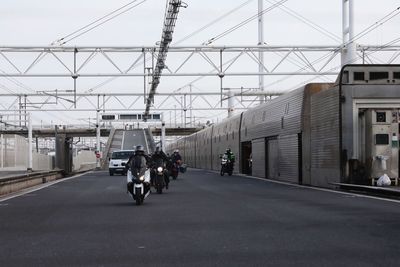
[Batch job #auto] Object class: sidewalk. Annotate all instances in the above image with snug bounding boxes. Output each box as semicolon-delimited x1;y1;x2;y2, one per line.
0;171;30;179
333;183;400;198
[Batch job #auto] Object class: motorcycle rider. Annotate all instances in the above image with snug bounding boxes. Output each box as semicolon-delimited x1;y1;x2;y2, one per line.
223;148;235;173
126;145;151;195
171;149;182;164
150;146;170;189
224;148;235;164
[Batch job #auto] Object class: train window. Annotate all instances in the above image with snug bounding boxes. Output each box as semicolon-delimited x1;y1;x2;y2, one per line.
101;114;115;120
370;72;389;80
376;112;386;123
394;72;400;79
353;72;365;81
375;134;389;145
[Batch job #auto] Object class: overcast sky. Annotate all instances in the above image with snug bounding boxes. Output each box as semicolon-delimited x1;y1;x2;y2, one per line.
0;0;399;125
1;0;399;46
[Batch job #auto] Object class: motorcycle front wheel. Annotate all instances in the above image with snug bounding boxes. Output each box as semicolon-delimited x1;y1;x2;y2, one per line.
134;188;142;205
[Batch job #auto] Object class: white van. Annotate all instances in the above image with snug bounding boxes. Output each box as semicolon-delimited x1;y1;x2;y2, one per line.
108;150;135;176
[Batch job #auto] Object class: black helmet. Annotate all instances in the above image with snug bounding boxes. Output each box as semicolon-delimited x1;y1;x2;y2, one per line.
226;148;231;153
155;146;161;153
135;145;144;153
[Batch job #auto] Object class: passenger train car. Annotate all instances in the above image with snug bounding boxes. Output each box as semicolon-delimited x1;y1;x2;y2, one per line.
167;65;400;188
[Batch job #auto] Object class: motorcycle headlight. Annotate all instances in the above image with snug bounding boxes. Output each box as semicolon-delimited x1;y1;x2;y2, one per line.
139;176;144;181
157;167;163;172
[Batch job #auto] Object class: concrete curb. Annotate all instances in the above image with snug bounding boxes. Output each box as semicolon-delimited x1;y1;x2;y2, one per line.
0;170;64;196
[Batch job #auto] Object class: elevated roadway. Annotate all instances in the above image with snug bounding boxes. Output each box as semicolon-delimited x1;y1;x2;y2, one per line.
0;127;200;137
1;169;400;266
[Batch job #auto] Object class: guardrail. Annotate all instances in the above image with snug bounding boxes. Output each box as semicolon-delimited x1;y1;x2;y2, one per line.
0;170;64;196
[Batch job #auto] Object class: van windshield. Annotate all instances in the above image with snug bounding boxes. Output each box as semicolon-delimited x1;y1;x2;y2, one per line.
112;151;134;159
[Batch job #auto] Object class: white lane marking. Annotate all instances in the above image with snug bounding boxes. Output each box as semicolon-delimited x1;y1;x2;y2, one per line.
0;171;92;203
205;169;400;204
143;129;149;153
121;131;125;149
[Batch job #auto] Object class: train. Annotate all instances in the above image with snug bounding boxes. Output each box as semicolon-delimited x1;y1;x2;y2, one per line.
167;65;400;188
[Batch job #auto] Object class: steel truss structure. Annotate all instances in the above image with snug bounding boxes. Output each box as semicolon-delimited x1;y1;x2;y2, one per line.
0;45;400;122
1;45;399;78
0;91;280;112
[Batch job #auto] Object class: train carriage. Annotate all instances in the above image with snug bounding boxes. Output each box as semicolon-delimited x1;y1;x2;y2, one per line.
168;65;400;189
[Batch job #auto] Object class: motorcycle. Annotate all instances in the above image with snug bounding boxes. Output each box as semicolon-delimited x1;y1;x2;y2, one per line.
220;154;233;176
127;167;150;205
151;159;167;194
170;160;181;180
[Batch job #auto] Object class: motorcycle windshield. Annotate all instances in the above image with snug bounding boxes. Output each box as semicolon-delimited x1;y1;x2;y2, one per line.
132;166;146;178
153;158;164;167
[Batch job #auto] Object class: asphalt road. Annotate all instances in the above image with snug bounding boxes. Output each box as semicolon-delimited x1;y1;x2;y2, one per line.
122;130;147;152
1;169;400;267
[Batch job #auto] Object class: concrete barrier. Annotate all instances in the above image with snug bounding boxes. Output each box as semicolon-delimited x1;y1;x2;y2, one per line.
0;170;64;196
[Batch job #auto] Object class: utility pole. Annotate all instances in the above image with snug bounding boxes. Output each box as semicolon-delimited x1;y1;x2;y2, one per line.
342;0;356;65
27;113;32;171
258;0;265;104
96;110;100;169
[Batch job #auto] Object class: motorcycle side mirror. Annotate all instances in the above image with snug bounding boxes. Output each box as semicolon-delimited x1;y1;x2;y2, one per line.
219;154;222;158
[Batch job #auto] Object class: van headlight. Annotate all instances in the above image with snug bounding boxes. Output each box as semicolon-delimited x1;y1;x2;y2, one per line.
157;167;163;172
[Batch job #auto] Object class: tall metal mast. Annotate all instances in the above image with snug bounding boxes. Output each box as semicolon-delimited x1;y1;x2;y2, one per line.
258;0;265;103
342;0;356;65
144;0;185;119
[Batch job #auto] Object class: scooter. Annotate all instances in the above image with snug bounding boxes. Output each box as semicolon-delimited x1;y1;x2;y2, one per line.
220;154;233;176
127;167;150;205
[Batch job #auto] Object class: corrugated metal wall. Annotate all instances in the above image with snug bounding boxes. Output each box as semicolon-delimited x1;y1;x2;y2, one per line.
310;87;340;187
240;87;304;142
184;134;196;168
195;126;213;169
251;138;265;178
267;139;279;179
278;134;299;183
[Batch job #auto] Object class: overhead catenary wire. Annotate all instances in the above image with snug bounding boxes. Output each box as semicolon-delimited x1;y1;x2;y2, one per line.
263;5;400;90
174;0;255;45
79;0;255;97
52;0;147;45
265;0;341;43
204;0;289;45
